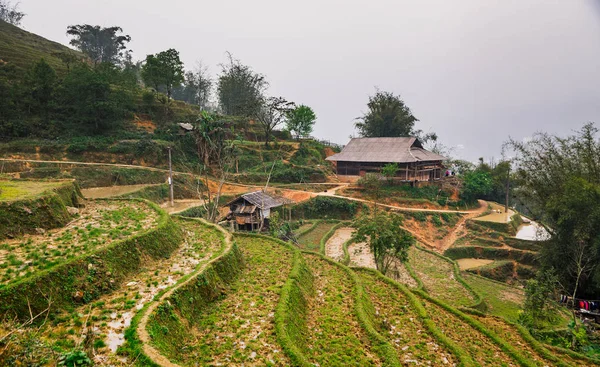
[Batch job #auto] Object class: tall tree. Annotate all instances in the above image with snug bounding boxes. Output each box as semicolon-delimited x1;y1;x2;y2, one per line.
353;212;415;275
256;96;295;146
60;65;116;132
66;25;131;65
141;49;184;102
355;90;418;138
286;105;316;139
26;59;57;121
217;53;267;116
507;123;600;297
172;62;212;109
0;1;24;26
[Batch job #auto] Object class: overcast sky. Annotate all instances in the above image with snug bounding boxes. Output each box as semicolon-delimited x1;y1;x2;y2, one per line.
19;0;600;162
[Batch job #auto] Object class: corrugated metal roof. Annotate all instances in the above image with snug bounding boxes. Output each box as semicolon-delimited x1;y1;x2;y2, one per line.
326;137;446;163
241;191;286;209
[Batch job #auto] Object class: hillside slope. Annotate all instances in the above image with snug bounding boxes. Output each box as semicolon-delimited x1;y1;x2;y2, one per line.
0;20;82;75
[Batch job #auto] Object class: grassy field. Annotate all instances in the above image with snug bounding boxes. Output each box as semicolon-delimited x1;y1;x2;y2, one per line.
407;247;474;307
151;235;294;366
297;221;338;251
0;200;158;285
0;179;67;201
358;270;457;364
302;254;382;366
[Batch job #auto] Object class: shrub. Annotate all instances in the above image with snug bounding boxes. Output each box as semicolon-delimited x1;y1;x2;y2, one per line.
290;196;361;220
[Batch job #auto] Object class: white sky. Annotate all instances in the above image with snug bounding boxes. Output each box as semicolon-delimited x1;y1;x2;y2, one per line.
19;0;600;161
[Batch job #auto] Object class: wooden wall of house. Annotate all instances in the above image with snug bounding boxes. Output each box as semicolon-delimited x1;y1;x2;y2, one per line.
335;161;443;181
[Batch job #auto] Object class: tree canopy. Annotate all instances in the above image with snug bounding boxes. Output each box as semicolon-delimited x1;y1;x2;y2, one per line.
507;123;600;297
66;25;131;65
353;212;415;275
217;53;267;116
0;0;24;26
141;49;184;102
355;90;419;138
286;105;316;139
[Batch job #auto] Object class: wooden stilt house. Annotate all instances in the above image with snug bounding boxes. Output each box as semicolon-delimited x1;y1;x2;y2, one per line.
326;137;447;181
226;191;288;231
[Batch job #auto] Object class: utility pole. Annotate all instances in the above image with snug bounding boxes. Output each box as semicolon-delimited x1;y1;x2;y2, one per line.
168;147;174;207
505;162;510;213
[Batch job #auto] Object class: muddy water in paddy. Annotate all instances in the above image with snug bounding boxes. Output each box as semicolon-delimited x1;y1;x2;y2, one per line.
348;242;376;269
325;227;354;261
81;184;160;198
456;258;494;270
515;221;550;241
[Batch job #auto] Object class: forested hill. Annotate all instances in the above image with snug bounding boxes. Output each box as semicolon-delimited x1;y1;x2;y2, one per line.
0;19;82;75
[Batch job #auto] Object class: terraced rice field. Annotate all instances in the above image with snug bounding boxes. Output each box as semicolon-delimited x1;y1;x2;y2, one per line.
407;247;474;307
421;298;518;366
463;273;524;321
324;226;353;261
472;315;571;366
302;254;382;366
387;260;418;288
0;179;66;201
154;235;294;366
45;217;224;365
358;270;456;365
297;222;337;251
347;241;376;268
0;200;158;285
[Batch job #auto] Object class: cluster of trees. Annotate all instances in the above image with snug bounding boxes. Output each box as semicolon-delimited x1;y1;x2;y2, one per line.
508;123;600;299
458;158;510;204
1;20;318;143
0;57;138;137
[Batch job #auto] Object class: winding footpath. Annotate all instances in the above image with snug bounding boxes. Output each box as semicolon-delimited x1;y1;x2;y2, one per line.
1;158;485;215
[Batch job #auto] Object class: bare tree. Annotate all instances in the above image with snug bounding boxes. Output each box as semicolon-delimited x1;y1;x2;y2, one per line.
0;1;25;26
256;96;295;146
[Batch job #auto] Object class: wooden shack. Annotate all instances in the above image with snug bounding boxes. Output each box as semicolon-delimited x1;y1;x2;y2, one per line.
326;137;446;181
226;191;287;231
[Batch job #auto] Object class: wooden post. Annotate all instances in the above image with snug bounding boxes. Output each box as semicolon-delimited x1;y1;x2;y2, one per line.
168;146;174;207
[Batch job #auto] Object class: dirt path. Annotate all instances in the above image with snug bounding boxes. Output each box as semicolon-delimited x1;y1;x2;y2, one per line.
318;193;483;214
160;199;205;214
439;199;487;251
2;158;487;213
324;227;354;261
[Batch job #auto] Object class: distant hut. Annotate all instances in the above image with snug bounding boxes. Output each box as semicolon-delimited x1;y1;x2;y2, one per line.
177;122;194;135
226;191;289;231
326;137;446;181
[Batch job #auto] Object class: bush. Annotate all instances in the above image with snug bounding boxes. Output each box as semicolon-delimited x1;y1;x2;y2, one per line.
290;196;362;220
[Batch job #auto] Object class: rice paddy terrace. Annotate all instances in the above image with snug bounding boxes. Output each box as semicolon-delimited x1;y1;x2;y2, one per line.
0;179;598;366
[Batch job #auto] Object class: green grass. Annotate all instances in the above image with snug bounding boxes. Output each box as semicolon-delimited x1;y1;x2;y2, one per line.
463;273;524;322
0;180;66;201
357;270;457;364
301;254;382;366
297;222;338;251
0;20;82;75
407;247;474;307
0;200;158;285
